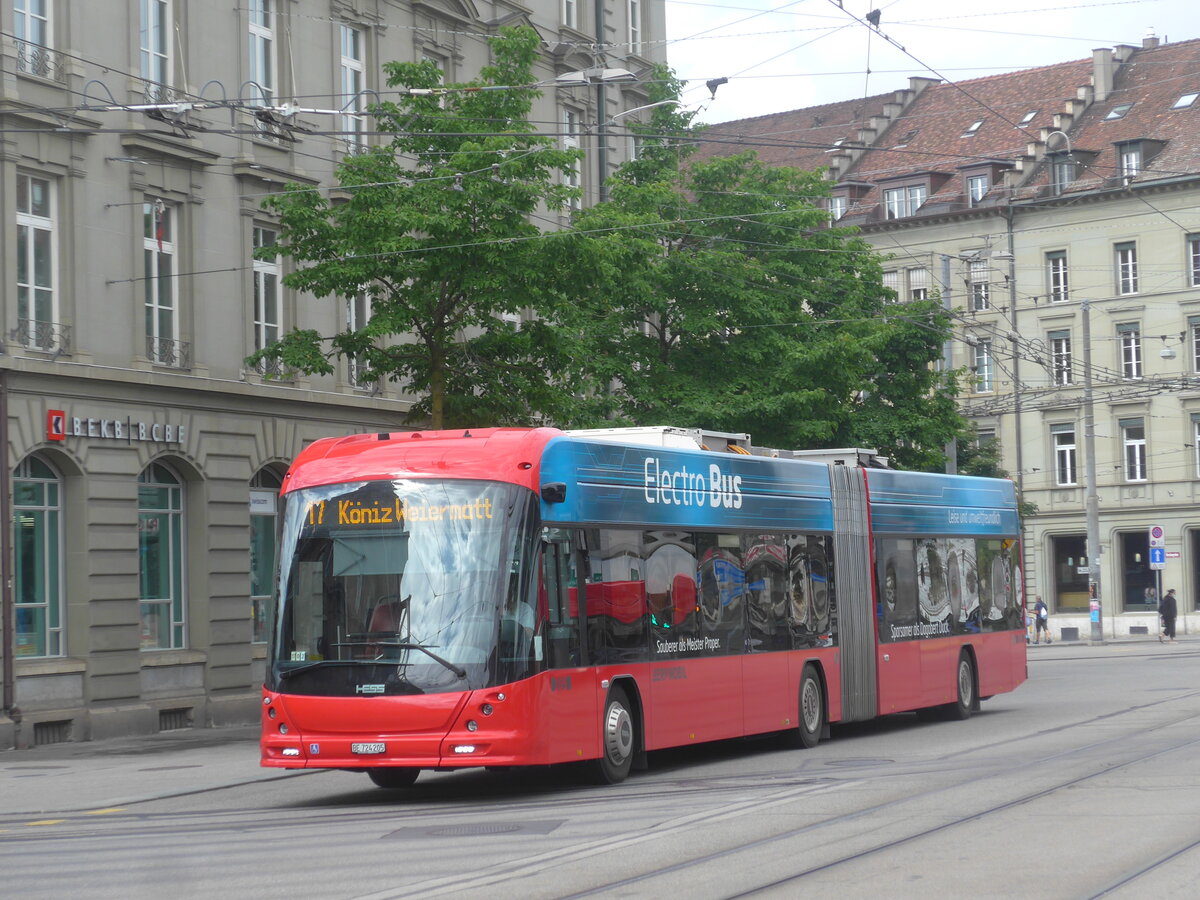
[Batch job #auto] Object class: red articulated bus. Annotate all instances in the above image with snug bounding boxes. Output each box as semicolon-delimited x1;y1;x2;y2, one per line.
261;427;1025;787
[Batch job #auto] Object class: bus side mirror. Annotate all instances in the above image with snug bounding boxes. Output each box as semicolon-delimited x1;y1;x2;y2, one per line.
541;482;567;503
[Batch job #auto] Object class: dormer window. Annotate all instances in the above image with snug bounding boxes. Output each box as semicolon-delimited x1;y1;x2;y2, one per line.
829;195;848;220
883;183;927;219
1172;92;1198;110
1050;153;1076;193
961;119;983;137
1118;142;1142;183
967;174;989;206
1018;110;1038;126
1105;103;1133;120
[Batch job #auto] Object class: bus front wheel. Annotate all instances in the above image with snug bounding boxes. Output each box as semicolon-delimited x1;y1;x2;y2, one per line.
367;767;420;789
594;686;636;784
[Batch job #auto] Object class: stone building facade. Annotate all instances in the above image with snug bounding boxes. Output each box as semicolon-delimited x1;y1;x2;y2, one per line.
0;0;665;748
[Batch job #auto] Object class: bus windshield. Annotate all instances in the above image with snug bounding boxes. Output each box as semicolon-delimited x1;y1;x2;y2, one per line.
269;478;534;696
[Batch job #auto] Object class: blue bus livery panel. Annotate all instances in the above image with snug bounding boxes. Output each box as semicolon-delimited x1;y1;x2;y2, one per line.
865;469;1020;537
539;437;835;532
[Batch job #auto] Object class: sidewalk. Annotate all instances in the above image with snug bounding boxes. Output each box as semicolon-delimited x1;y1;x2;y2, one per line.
0;724;307;817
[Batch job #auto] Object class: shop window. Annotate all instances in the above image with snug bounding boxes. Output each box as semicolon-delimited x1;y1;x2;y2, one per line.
1119;531;1156;611
139;462;185;649
13;454;64;657
1050;535;1088;612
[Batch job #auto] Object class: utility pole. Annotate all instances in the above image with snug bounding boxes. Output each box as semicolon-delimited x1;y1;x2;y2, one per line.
1082;299;1103;643
594;0;609;203
940;254;956;474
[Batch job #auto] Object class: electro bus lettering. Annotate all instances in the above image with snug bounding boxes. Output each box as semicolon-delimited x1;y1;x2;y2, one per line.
643;457;743;509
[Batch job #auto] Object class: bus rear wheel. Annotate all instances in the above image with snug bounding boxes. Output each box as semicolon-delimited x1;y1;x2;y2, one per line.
948;652;976;720
367;767;420;789
798;665;823;748
594;686;635;784
783;665;823;749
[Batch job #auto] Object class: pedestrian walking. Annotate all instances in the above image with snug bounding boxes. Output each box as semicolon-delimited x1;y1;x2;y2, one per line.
1033;595;1051;644
1159;588;1178;643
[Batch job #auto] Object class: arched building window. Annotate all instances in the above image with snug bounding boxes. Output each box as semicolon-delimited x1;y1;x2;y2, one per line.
13;454;64;657
250;467;282;643
139;461;185;649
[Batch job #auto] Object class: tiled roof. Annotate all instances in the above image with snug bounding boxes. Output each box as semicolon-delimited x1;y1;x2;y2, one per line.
1019;38;1200;197
840;59;1093;217
689;93;899;172
688;36;1200;222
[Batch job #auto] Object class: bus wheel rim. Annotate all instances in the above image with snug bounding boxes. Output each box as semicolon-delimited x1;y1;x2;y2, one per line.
958;659;973;705
605;702;633;763
801;678;821;732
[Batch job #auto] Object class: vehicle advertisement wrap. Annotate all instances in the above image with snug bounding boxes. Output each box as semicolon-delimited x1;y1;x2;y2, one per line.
538;437;835;531
865;469;1020;537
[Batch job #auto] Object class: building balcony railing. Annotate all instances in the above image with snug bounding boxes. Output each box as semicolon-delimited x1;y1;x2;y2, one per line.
146;336;192;369
14;318;71;354
348;358;378;391
254;356;293;381
141;80;177;106
15;41;68;83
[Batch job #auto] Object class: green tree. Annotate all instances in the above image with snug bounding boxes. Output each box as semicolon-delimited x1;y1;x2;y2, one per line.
247;28;583;428
567;75;964;470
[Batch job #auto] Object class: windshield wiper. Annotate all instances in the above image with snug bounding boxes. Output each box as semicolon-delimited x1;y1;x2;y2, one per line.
334;640;467;679
277;659;371;680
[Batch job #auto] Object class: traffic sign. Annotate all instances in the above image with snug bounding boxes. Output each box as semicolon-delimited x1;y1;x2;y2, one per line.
1150;546;1166;570
1149;525;1165;548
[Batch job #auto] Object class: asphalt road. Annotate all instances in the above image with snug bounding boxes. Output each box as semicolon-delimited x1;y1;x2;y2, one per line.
3;638;1199;899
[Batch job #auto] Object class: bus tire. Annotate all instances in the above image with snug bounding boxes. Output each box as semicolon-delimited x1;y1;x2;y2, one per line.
949;652;976;721
594;686;636;784
367;767;420;789
797;665;824;748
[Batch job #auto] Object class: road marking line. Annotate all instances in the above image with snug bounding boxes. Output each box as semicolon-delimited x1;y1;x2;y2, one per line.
84;808;126;815
26;820;64;826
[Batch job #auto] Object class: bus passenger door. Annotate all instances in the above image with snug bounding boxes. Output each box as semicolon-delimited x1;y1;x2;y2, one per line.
543;529;583;669
540;529;597;762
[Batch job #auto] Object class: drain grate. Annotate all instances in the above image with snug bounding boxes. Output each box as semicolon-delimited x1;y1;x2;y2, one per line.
158;708;192;732
33;720;72;746
428;823;524;837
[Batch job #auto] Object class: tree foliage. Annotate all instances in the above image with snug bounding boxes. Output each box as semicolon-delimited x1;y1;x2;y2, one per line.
566;72;965;470
247;27;584;428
